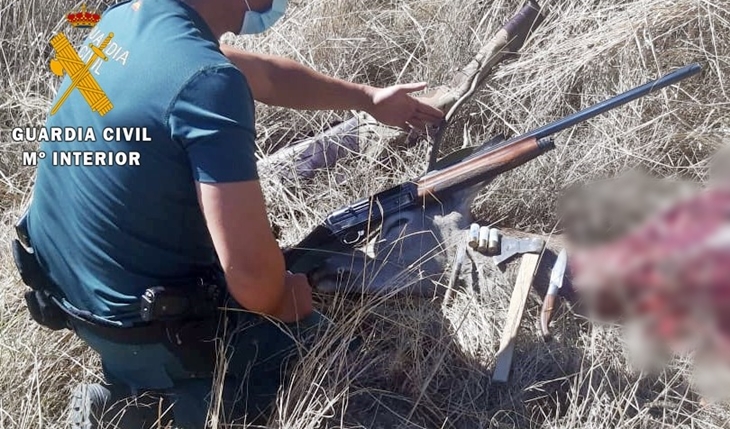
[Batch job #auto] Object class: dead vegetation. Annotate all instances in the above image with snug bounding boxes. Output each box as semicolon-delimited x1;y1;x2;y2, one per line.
1;0;729;427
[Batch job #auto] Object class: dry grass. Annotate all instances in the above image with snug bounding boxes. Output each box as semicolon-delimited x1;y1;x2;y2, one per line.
1;0;730;427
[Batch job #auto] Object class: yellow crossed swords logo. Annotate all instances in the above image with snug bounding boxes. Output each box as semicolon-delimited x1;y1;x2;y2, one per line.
49;32;114;116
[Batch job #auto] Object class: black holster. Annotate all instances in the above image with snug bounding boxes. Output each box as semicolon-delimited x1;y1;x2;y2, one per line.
13;237;70;331
24;289;69;331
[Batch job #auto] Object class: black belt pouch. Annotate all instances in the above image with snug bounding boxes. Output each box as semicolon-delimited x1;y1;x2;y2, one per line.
13;239;69;331
163;316;222;377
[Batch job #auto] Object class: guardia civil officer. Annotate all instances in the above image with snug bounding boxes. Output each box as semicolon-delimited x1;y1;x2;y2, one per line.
18;0;443;427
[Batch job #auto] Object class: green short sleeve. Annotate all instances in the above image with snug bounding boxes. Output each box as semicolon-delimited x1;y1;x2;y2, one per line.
167;64;259;183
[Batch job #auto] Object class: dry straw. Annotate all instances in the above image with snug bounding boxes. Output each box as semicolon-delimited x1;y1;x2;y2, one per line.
1;0;729;427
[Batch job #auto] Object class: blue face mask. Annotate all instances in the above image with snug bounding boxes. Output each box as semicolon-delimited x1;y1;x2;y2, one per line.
240;0;288;35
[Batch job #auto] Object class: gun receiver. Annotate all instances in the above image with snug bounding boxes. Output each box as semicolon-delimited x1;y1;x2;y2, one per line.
285;63;702;274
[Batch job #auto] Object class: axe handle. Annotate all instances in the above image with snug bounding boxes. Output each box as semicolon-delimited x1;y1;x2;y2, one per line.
493;252;541;383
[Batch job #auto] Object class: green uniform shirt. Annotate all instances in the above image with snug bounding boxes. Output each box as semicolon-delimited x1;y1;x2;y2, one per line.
28;0;257;325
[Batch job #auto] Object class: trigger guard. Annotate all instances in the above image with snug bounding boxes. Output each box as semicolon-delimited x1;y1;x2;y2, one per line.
341;229;364;245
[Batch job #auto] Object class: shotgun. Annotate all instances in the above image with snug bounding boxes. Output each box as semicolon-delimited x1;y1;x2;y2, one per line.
285;63;702;275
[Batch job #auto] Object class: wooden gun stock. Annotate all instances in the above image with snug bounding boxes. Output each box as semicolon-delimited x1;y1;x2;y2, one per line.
418;137;554;198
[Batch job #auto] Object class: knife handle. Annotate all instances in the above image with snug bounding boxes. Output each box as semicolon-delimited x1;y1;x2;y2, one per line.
540;294;558;337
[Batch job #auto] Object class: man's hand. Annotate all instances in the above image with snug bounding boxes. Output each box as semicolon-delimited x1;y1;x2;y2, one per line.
222;46;444;128
272;272;314;323
364;82;444;131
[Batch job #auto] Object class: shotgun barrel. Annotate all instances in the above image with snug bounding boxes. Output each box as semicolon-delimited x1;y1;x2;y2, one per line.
419;63;702;196
490;63;702;152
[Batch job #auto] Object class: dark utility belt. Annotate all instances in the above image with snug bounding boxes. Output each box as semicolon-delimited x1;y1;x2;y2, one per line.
12;211;224;346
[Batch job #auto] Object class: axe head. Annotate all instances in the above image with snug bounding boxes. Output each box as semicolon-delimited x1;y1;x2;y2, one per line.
493;237;545;266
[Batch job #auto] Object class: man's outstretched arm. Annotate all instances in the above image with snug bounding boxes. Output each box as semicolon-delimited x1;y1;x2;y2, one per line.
221;45;444;130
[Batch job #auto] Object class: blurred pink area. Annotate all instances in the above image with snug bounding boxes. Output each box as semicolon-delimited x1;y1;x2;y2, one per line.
571;185;730;357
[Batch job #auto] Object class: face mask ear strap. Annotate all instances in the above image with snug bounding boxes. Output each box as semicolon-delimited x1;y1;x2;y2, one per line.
239;0;288;35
